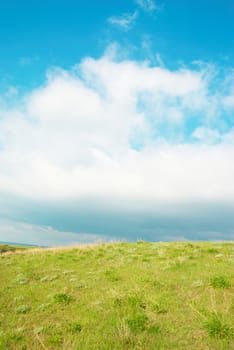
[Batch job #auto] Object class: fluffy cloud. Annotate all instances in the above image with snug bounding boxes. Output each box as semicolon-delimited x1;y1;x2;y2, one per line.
0;46;234;209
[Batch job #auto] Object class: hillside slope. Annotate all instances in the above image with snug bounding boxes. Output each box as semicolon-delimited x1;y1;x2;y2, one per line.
0;242;233;349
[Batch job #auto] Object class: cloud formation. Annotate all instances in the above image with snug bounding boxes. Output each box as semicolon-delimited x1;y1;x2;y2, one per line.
0;45;234;245
107;11;138;31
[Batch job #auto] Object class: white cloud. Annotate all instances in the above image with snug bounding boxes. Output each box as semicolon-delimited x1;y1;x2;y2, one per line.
0;46;234;209
192;127;221;144
107;11;138;31
136;0;158;12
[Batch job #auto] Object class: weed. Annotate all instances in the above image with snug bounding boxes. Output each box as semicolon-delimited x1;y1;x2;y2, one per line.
14;296;25;302
127;313;148;333
63;270;75;275
10;334;24;342
210;275;230;289
68;322;82;333
137;240;145;244
53;293;73;303
15;304;31;314
192;279;204;287
104;269;120;282
204;313;233;338
147;324;161;335
127;295;146;309
0;245;16;253
152;279;164;289
34;326;44;334
207;248;219;254
48;334;62;345
215;254;224;259
69;277;77;282
15;327;25;333
142;257;151;262
115;321;134;346
75;282;87;289
114;297;123;307
37;303;51;311
15;274;29;285
40;274;59;282
152;303;168;314
49;274;58;281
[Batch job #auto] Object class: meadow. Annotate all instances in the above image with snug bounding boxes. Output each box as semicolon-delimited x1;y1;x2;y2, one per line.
0;241;233;349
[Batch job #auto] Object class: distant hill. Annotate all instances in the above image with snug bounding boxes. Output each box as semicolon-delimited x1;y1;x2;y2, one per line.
0;242;42;253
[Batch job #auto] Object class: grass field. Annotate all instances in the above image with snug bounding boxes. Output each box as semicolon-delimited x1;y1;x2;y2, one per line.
0;241;233;349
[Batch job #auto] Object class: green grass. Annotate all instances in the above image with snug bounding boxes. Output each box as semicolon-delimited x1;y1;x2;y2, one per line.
210;275;231;289
0;241;233;349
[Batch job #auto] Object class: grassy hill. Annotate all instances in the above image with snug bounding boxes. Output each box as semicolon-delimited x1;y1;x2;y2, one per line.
0;242;233;349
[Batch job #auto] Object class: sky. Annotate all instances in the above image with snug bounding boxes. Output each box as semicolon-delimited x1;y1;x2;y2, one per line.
0;0;234;246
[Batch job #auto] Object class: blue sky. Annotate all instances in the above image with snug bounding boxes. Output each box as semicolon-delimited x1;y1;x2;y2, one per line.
1;0;234;90
0;0;234;245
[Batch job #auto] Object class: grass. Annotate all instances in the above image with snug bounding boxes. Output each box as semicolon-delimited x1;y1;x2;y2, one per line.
210;275;231;289
53;293;73;304
204;312;233;338
0;241;233;349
